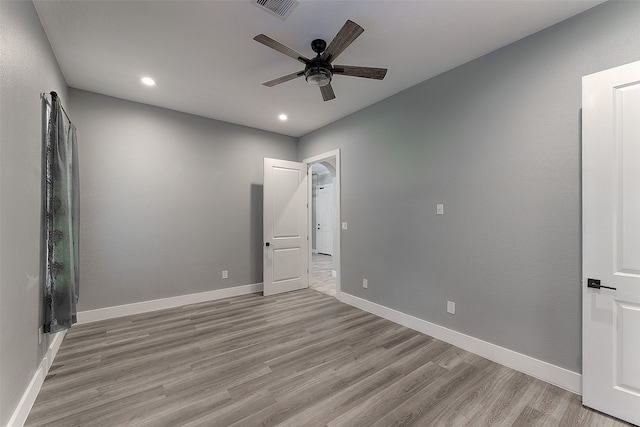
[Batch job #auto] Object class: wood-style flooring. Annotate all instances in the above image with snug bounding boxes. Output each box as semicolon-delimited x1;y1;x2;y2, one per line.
26;290;633;427
310;253;336;297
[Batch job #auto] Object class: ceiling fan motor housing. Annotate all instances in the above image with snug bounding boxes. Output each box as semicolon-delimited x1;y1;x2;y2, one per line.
311;39;327;55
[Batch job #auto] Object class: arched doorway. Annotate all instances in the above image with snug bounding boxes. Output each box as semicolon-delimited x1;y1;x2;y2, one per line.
305;150;341;299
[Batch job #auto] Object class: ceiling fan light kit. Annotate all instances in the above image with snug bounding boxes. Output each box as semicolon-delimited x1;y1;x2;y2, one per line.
254;20;387;101
305;66;332;87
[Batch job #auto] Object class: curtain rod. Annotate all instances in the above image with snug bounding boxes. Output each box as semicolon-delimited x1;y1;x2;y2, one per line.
49;91;73;125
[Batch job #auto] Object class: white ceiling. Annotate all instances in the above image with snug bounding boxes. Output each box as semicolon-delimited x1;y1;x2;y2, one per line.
34;0;604;137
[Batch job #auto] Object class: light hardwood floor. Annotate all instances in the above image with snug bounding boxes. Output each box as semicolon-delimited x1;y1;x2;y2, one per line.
26;290;633;427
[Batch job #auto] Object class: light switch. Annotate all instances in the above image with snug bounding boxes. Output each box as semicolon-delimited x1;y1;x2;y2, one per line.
342;222;348;230
437;204;444;215
447;301;455;314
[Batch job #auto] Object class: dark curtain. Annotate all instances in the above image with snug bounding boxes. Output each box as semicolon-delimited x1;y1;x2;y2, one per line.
42;93;79;333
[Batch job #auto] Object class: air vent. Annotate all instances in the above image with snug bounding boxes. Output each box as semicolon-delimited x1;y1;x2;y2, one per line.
252;0;298;20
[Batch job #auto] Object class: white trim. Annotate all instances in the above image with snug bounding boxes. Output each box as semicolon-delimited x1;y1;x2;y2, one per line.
339;292;582;394
7;331;66;427
78;283;263;324
304;149;341;299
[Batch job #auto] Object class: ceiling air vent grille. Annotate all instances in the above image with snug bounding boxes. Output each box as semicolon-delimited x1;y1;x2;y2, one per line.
252;0;298;20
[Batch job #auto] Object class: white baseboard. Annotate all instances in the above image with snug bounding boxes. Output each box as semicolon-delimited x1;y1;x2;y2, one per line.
339;292;581;394
78;283;263;324
7;331;66;427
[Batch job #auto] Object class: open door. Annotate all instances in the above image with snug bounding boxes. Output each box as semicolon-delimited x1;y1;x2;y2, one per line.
263;158;308;296
582;60;640;426
316;183;334;255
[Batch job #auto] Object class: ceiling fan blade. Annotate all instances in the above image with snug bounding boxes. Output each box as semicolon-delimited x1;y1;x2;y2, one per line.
254;34;310;64
333;65;387;80
262;71;304;87
321;20;364;63
320;84;336;102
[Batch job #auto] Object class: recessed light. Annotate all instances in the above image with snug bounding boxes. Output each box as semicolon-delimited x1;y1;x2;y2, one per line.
141;77;156;86
279;114;288;121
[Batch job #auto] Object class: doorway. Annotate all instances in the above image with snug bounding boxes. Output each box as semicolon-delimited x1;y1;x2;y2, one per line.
305;150;341;299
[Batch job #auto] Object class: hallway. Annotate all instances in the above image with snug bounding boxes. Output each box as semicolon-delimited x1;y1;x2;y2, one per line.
310;253;336;297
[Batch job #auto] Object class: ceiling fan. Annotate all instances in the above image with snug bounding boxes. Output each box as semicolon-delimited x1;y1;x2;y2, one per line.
254;20;387;102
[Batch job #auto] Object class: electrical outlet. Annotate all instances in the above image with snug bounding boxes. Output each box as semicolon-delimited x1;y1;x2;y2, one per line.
447;301;456;314
437;204;444;215
362;279;368;289
222;270;228;279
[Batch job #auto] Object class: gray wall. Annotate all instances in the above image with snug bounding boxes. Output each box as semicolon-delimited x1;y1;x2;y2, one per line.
298;0;640;373
68;90;297;311
0;1;69;424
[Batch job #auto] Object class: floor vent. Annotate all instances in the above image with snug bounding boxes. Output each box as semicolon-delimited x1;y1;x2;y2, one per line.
252;0;298;20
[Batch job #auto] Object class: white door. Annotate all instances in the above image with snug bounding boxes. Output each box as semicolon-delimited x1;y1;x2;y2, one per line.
316;183;333;255
582;60;640;426
263;158;308;296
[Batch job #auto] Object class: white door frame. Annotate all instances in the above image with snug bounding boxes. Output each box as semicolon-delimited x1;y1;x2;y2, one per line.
304;149;341;299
